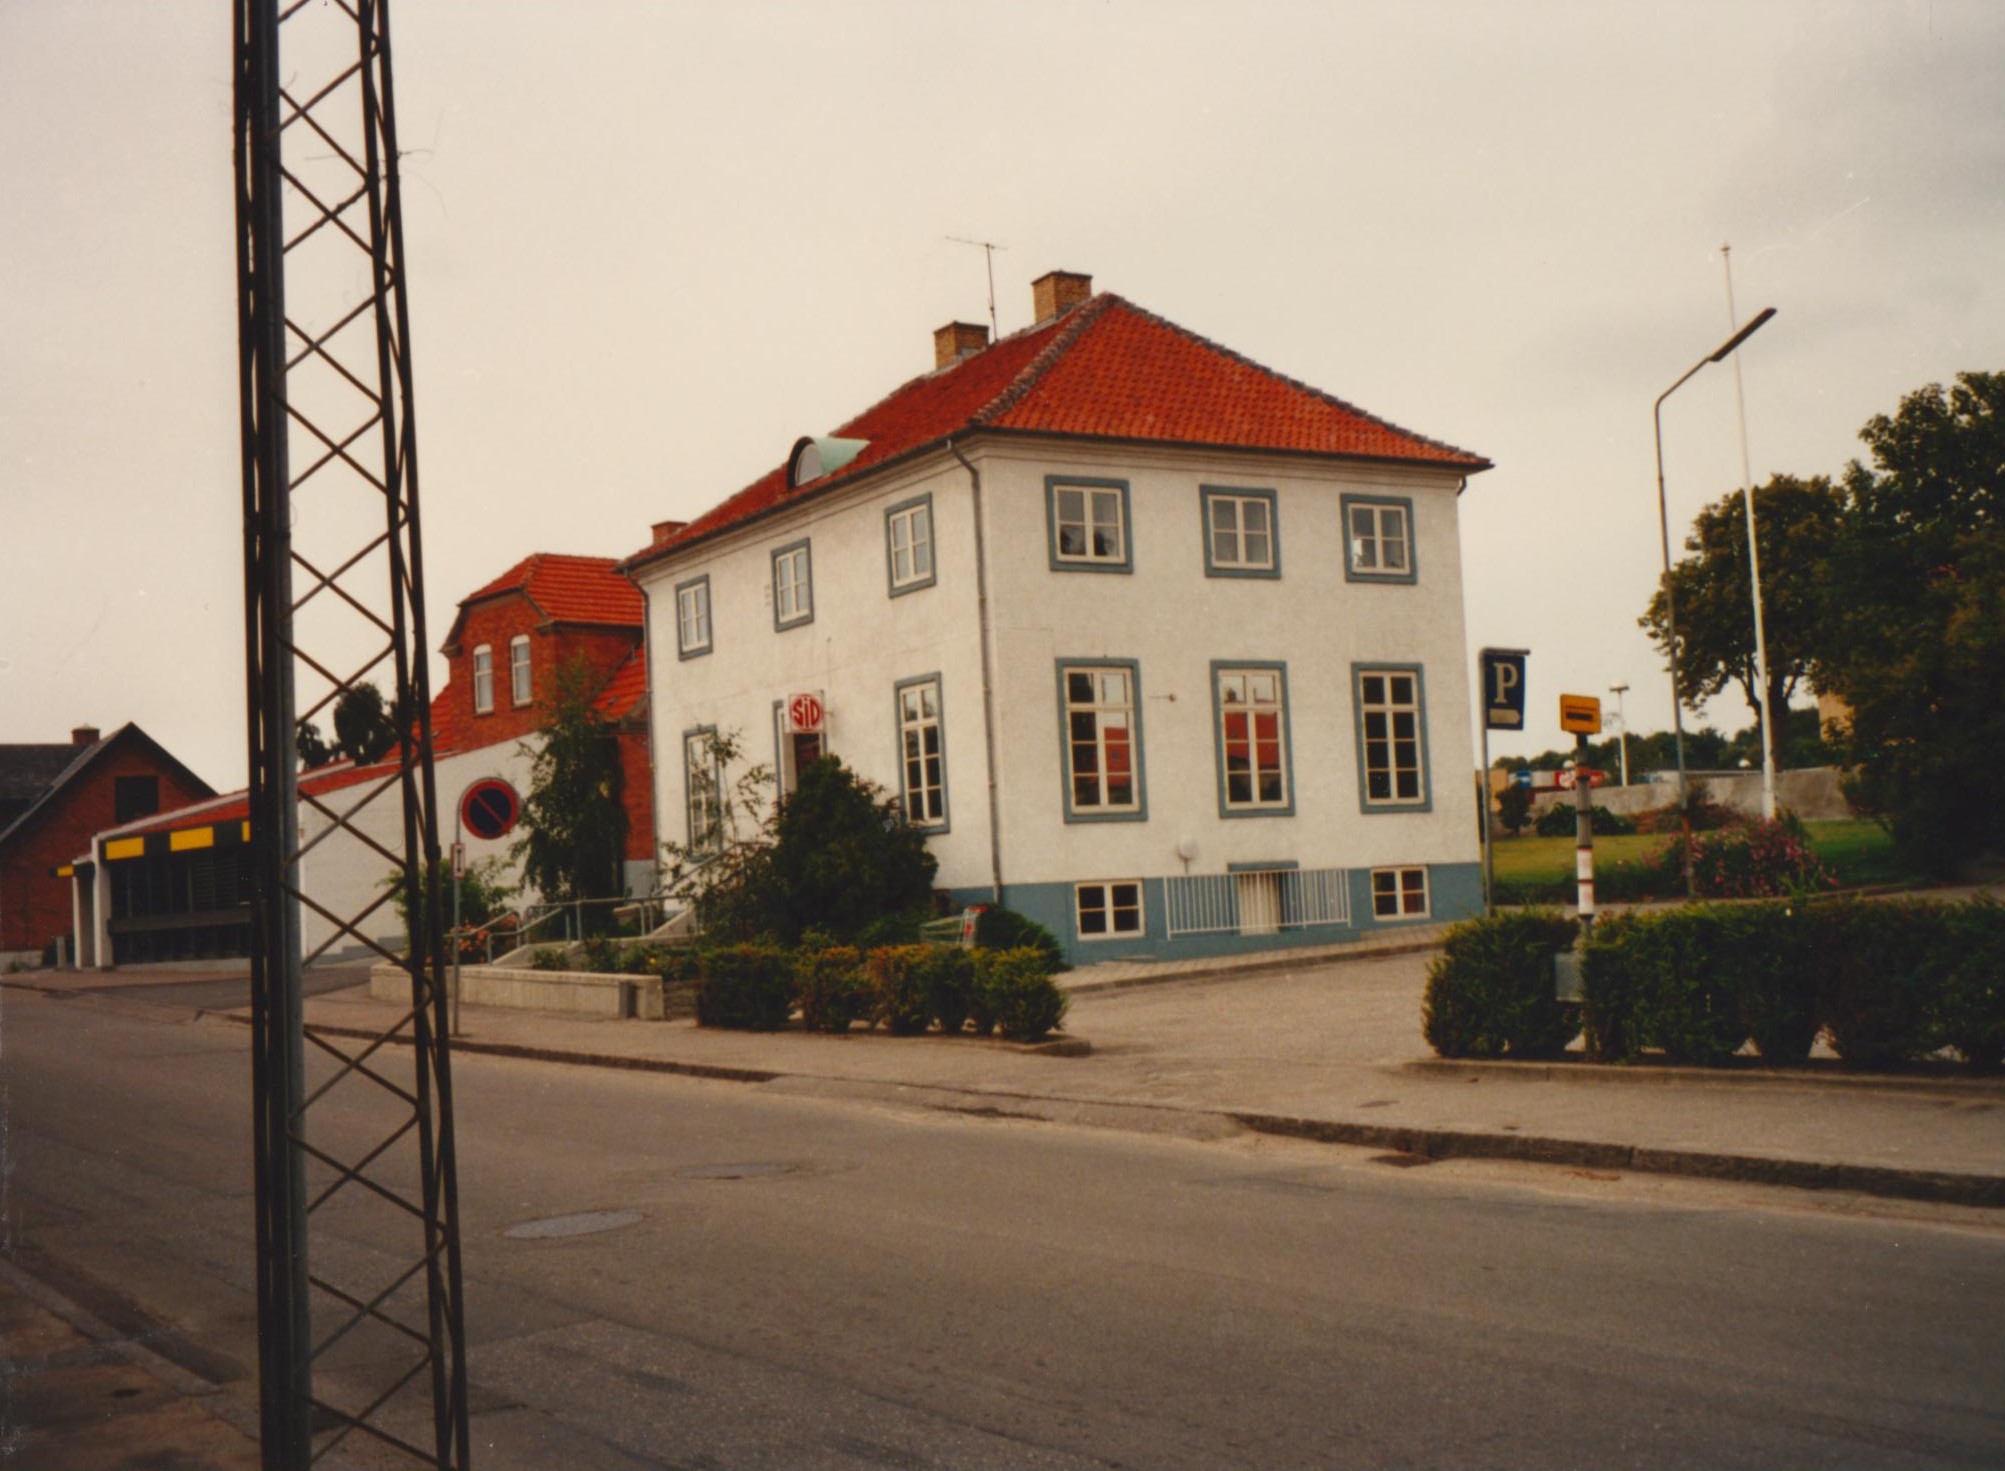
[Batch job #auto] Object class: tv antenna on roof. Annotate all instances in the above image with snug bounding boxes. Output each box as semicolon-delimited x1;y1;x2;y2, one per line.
946;235;1007;338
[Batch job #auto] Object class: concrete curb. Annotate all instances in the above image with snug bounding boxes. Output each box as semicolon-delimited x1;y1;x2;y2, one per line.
1061;934;1448;996
204;1011;2005;1210
1402;1056;2005;1099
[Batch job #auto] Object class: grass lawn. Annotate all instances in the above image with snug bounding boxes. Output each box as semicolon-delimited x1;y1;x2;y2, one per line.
1489;818;1909;896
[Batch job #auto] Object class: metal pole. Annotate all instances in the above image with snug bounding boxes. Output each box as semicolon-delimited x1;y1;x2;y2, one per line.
1722;245;1777;819
1574;735;1595;935
451;801;462;1038
1610;683;1631;788
1479;732;1494;916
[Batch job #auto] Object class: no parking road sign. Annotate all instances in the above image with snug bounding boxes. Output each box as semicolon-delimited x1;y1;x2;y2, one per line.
459;778;521;842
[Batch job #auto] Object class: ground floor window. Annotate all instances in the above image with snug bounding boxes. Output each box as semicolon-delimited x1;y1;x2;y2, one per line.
1371;866;1429;919
896;676;946;826
1076;880;1144;938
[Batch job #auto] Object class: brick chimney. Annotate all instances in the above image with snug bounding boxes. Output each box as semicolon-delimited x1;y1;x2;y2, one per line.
71;725;100;747
933;321;990;369
651;518;688;545
1032;270;1092;322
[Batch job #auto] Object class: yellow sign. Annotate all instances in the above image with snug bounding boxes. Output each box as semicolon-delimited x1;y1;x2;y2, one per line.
1559;694;1602;734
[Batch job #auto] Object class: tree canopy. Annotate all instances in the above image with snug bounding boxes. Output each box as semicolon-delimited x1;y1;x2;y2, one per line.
515;658;628;918
331;682;398;765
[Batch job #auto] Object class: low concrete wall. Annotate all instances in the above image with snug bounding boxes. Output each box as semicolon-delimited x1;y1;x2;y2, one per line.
369;962;695;1020
1530;766;1855;823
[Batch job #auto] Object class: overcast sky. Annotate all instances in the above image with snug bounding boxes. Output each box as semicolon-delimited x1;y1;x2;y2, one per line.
4;1;2001;792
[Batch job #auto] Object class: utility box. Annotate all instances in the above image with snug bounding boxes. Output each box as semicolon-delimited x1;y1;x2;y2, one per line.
1553;949;1585;1004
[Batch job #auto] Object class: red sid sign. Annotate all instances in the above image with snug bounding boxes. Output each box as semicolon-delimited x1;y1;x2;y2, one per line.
786;692;825;734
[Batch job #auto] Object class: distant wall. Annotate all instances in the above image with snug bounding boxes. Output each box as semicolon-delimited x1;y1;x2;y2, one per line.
1528;766;1855;822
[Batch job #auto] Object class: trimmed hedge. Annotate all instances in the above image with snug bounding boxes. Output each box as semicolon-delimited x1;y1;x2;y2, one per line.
795;944;868;1033
1423;911;1579;1058
977;947;1070;1042
1534;802;1637;838
1436;899;2005;1072
695;944;794;1030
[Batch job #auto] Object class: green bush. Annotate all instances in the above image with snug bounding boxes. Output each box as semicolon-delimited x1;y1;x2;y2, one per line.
924;948;978;1034
977;948;1070;1042
795;944;869;1033
971;906;1068;974
1534;802;1637;838
578;936;623;974
1578;912;1641;1061
1723;906;1821;1064
695;944;794;1030
867;945;938;1035
1815;902;1941;1067
1422;911;1579;1059
1927;898;2005;1072
1649;817;1838;900
1581;907;1749;1066
526;946;573;972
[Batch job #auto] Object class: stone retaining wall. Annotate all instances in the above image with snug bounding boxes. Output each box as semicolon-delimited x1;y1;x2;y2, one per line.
369;962;696;1021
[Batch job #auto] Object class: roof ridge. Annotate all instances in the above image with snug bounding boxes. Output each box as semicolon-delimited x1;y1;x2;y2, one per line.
1104;296;1488;467
971;293;1122;427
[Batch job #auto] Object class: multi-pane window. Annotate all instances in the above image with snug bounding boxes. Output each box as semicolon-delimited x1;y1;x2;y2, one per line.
1372;866;1430;919
1062;664;1140;814
1203;488;1277;575
676;577;711;658
773;542;813;628
1076;880;1144;938
472;645;494;713
1050;479;1129;568
113;776;159;824
886;498;935;594
1358;667;1427;806
509;635;532;706
684;730;722;852
1345;496;1414;581
897;678;946;826
1216;666;1290;811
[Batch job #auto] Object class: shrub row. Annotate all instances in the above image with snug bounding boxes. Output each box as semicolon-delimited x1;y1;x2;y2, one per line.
693;942;1069;1042
1533;802;1637;838
1424;899;2005;1072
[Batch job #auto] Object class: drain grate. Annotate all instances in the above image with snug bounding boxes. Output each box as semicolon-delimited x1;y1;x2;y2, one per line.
677;1162;795;1180
504;1209;643;1240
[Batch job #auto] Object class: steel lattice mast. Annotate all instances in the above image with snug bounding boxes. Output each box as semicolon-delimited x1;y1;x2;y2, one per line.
233;0;470;1463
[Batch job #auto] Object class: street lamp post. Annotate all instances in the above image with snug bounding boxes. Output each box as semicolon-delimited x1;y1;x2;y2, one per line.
1653;305;1776;897
1609;682;1631;789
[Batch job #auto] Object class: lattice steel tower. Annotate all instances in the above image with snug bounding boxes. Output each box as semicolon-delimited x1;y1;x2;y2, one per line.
234;0;470;1463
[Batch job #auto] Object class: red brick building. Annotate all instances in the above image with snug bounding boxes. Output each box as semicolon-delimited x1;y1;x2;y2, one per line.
0;724;213;965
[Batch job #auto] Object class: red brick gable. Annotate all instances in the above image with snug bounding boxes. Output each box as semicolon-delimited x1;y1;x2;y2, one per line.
625;291;1488;572
444;553;642;654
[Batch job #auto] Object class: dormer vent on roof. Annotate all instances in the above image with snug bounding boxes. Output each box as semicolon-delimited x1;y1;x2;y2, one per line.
1031;270;1092;322
933;321;990;369
787;435;869;490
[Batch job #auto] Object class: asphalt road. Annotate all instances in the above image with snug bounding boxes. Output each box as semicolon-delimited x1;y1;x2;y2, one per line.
4;985;2002;1470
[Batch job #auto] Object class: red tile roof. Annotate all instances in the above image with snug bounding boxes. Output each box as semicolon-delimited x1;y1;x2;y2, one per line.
591;649;648;723
445;553;643;651
626;292;1488;570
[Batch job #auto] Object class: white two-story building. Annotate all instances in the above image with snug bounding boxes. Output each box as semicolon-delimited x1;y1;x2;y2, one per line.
623;272;1491;965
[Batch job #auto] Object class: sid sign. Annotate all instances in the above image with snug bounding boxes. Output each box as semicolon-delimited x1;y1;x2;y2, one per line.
1479;648;1528;731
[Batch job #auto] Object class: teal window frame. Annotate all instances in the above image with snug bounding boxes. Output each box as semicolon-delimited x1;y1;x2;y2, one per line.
1210;660;1296;817
1371;865;1431;919
885;494;937;597
1046;475;1133;573
1075;879;1146;940
1341;493;1418;584
1200;485;1280;579
894;672;950;831
1055;658;1147;822
674;574;712;660
681;724;724;851
771;539;814;630
1352;662;1432;811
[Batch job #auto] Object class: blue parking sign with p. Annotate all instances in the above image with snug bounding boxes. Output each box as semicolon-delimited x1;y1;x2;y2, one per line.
1481;649;1527;731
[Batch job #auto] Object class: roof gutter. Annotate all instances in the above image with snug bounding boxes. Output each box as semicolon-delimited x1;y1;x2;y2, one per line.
947;438;1005;906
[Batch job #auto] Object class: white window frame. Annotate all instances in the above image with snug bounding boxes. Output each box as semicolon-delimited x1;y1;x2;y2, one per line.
1059;662;1142;817
676;577;712;658
896;676;947;827
1076;880;1145;940
1203;488;1278;575
1048;478;1131;569
1344;497;1415;582
1372;866;1431;919
886;498;935;595
509;634;532;707
683;729;723;853
1357;667;1428;808
1214;665;1291;813
772;541;813;629
472;645;493;714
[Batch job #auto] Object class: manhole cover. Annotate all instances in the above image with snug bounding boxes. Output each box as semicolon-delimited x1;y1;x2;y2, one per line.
1369;1152;1435;1169
677;1162;795;1180
504;1209;643;1240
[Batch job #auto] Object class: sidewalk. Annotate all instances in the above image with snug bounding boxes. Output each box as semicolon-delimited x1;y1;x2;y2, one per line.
224;939;2005;1209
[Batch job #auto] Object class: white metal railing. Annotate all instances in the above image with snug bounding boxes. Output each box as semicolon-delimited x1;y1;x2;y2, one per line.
1164;867;1352;938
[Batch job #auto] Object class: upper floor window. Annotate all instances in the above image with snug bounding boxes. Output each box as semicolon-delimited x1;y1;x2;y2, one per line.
1047;476;1132;572
1355;665;1429;809
772;540;813;629
1059;661;1144;819
886;496;936;596
1343;494;1416;583
676;576;712;659
1201;486;1279;577
896;675;947;828
113;775;160;824
472;645;494;713
509;635;532;706
1214;664;1293;814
